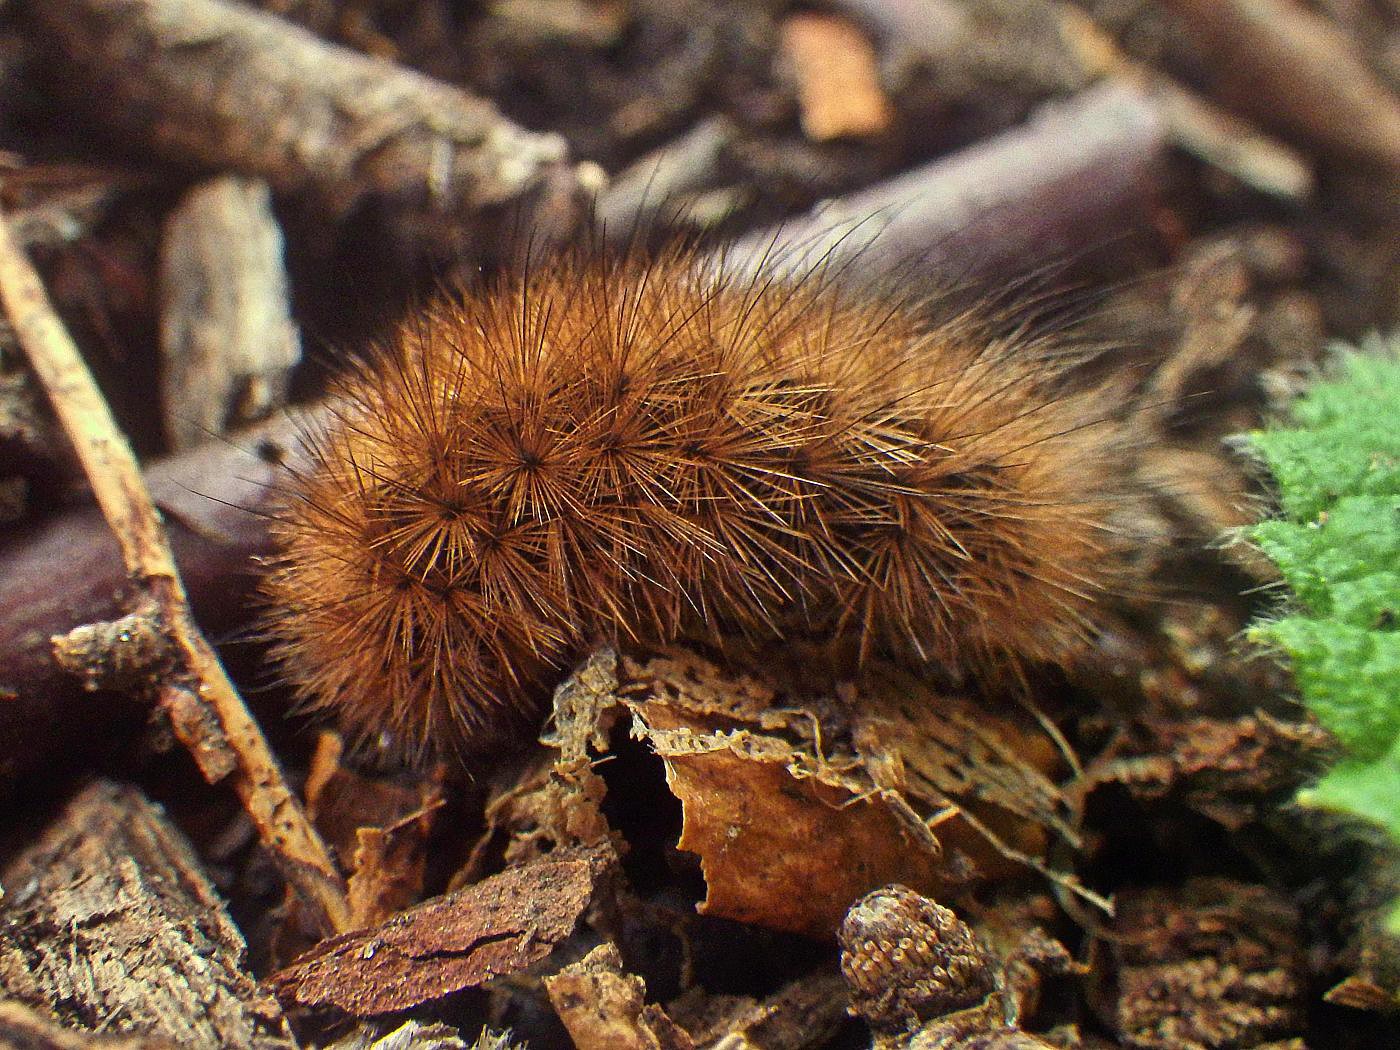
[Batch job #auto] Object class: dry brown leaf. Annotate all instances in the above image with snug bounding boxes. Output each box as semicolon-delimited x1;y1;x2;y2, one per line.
619;651;1093;937
462;651;624;882
303;731;445;929
269;847;610;1015
654;716;945;939
481;648;1092;940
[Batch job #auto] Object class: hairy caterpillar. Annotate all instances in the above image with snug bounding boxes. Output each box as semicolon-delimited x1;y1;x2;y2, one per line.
262;242;1125;763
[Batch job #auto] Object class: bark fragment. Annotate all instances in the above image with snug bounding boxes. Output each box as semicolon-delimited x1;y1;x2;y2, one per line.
269;846;612;1015
1095;878;1307;1050
0;781;295;1050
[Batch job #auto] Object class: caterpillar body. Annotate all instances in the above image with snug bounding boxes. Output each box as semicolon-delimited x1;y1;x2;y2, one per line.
263;243;1123;763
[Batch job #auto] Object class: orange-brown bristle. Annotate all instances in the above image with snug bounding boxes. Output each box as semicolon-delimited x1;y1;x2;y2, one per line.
263;243;1124;763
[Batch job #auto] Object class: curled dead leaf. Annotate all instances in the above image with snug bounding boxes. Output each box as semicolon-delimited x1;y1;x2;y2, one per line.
480;648;1094;941
619;650;1094;937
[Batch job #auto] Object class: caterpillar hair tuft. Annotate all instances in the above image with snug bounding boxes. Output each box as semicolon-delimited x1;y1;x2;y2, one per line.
262;242;1130;764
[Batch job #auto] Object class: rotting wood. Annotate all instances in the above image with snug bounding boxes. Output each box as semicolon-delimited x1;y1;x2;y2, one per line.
0;781;296;1050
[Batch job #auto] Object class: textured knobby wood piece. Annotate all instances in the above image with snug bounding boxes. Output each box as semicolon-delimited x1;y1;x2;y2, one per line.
27;0;591;260
1101;878;1307;1048
0;781;296;1050
159;175;301;450
840;886;1071;1050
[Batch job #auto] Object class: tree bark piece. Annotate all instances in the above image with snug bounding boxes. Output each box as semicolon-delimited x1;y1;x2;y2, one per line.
26;0;592;263
0;781;296;1050
269;846;611;1016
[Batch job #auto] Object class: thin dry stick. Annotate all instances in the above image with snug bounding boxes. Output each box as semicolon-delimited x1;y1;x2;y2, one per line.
0;205;352;935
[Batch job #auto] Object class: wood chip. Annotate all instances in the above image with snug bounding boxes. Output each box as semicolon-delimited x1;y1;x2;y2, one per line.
270;847;611;1015
544;943;695;1050
159;175;300;450
780;11;893;142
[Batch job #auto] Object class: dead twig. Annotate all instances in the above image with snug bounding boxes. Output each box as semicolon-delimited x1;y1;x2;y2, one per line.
0;408;315;794
0;207;351;935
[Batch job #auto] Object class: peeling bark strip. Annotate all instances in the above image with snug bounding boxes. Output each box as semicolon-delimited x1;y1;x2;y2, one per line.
27;0;590;258
270;847;611;1016
0;781;296;1050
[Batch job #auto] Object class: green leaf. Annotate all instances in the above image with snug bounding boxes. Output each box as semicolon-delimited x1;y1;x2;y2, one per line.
1300;741;1400;843
1246;336;1400;924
